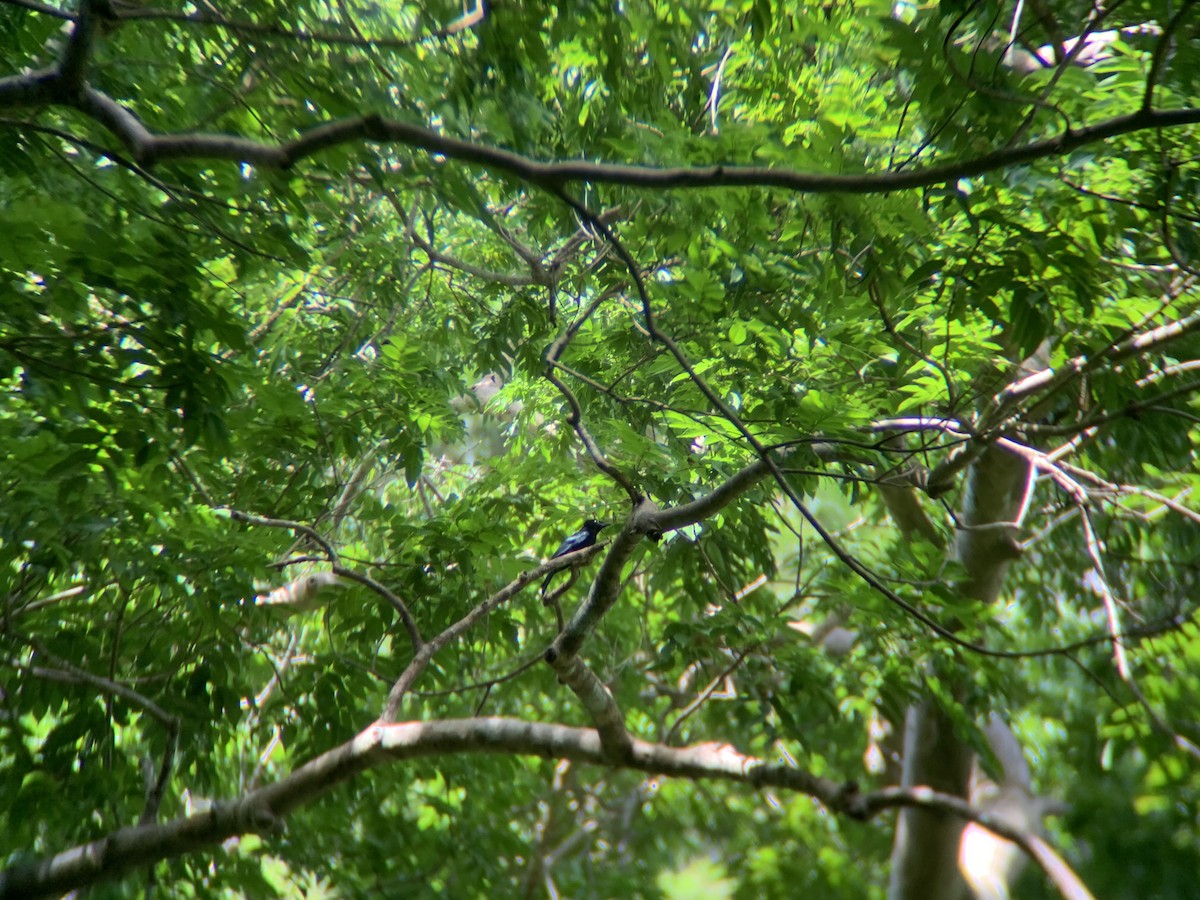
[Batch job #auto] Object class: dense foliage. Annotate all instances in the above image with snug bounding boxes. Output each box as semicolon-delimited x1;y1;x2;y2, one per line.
3;1;1200;897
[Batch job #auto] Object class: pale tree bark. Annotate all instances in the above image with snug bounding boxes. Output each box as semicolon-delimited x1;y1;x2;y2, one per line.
0;717;1090;900
888;446;1033;900
960;716;1070;900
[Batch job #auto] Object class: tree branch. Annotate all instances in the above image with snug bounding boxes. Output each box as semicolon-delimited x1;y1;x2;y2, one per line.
225;509;337;563
330;566;423;653
545;653;632;760
18;657;176;730
7;0;486;50
0;716;1092;900
987;296;1200;429
225;508;424;653
381;544;605;721
3;62;1200;194
8;642;182;828
1142;0;1197;111
544;367;640;502
58;0;110;90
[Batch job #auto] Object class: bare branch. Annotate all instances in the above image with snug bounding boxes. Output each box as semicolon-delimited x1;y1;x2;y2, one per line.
1079;508;1130;678
381;544;604;721
1142;0;1197;111
331;566;423;652
225;509;337;563
544;654;632;761
159;106;1200;191
663;648;750;745
0;717;1093;900
540;277;639;498
10;583;88;617
1062;464;1200;525
9;0;486;50
20;659;176;729
378;183;547;287
4;60;1200;194
544;367;640;502
650;455;781;532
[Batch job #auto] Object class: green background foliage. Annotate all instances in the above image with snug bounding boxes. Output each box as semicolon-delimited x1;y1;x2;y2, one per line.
2;0;1200;897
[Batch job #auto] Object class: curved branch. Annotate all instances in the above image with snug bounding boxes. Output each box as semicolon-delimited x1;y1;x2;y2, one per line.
311;107;1200;194
225;509;424;656
17;655;176;730
3;3;1199;195
381;544;605;721
225;509;337;565
3;59;1200;193
0;716;1092;900
545;654;633;761
9;0;485;50
59;0;111;89
1142;0;1197;111
331;566;423;653
544;367;640;502
541;279;639;499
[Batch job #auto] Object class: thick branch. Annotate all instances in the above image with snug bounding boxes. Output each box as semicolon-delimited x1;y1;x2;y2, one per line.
651;456;779;531
546;519;646;661
59;0;109;89
988;301;1200;429
541;446;796;661
17;0;486;50
0;716;1090;900
125;106;1200;190
544;654;633;760
2;65;1200;193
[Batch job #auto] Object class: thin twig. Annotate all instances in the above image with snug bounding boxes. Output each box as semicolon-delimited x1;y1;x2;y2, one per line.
664;648;751;745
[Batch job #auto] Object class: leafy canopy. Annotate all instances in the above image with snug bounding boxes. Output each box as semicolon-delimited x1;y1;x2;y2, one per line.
2;1;1200;898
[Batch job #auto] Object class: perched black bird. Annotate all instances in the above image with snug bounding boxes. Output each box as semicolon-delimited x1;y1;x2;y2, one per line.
541;519;608;596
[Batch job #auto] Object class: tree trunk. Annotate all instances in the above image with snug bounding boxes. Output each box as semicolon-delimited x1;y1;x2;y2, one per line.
888;446;1033;900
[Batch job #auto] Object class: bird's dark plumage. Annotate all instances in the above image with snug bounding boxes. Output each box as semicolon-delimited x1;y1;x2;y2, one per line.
541;519;608;595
